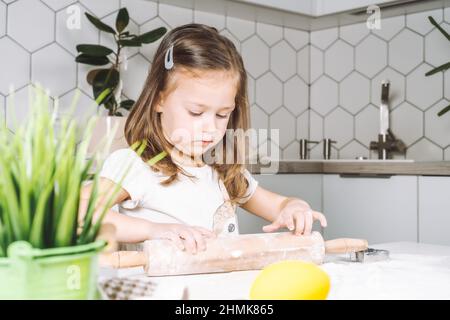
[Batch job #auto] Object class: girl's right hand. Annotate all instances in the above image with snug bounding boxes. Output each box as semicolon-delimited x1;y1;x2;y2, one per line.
148;223;216;254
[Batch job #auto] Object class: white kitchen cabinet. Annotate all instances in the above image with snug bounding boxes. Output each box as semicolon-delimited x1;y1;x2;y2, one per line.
418;177;450;246
322;174;417;244
235;0;419;16
237;174;323;234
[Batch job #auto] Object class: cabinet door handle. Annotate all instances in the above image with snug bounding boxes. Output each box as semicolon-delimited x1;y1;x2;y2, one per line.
339;173;393;179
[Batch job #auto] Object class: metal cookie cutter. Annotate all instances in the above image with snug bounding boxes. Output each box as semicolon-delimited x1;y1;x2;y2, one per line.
350;248;390;263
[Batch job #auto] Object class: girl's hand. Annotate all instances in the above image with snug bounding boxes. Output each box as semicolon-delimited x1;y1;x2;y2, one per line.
148;223;216;254
262;198;327;236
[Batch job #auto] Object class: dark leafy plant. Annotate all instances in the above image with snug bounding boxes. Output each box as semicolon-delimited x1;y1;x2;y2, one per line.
426;16;450;116
75;8;167;116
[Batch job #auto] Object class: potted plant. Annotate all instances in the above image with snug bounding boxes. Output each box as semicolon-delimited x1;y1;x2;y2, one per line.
425;16;450;116
75;8;167;154
0;86;127;299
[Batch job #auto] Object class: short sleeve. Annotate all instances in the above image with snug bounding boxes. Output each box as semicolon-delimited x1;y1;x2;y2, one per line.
99;148;146;202
237;169;259;205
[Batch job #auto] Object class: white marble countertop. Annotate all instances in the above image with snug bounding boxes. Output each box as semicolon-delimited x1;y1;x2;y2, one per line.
99;242;450;300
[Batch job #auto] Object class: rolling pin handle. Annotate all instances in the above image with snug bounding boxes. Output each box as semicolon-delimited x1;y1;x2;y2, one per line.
99;251;147;269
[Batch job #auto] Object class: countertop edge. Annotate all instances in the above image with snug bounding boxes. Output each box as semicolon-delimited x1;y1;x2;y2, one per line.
247;161;450;176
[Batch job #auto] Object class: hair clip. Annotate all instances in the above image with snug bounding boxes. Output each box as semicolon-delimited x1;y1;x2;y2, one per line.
164;44;174;70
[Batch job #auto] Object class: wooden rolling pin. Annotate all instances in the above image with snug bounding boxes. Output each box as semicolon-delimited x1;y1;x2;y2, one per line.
99;232;368;276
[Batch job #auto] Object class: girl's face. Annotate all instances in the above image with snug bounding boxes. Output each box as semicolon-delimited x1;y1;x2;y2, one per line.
156;69;238;165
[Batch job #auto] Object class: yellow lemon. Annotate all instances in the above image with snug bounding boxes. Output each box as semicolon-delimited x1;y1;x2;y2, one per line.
249;260;330;300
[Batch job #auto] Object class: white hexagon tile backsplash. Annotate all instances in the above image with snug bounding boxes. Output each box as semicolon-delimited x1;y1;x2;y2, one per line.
256;22;282;47
324;39;354;82
270;107;296;149
355;105;380;147
1;0;450;160
8;0;55;52
355;34;388;78
0;2;6;37
389;29;423;75
270;40;297;81
241;35;269;78
340;71;370;115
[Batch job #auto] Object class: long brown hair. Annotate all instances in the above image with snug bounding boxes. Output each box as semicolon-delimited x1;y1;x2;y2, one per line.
124;23;252;205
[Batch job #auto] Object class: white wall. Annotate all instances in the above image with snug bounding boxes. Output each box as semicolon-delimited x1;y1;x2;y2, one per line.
1;0;449;160
309;9;450;161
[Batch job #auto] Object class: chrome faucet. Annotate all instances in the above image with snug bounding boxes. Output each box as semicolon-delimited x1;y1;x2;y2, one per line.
369;80;407;159
299;139;318;159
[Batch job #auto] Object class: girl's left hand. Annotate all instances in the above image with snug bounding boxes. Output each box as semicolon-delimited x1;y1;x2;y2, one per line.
262;198;327;236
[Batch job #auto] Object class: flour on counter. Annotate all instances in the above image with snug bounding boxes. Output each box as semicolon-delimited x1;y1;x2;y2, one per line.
102;248;450;299
320;253;450;300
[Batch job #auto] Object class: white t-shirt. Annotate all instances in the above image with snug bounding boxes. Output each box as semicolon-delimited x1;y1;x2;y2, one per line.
99;148;259;232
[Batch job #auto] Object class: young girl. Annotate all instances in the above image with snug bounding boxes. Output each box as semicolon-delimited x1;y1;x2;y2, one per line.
80;23;327;254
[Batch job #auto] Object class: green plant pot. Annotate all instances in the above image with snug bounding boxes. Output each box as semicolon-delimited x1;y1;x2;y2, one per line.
0;240;106;299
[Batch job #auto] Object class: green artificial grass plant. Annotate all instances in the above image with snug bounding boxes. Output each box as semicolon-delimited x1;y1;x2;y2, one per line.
0;86;131;257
